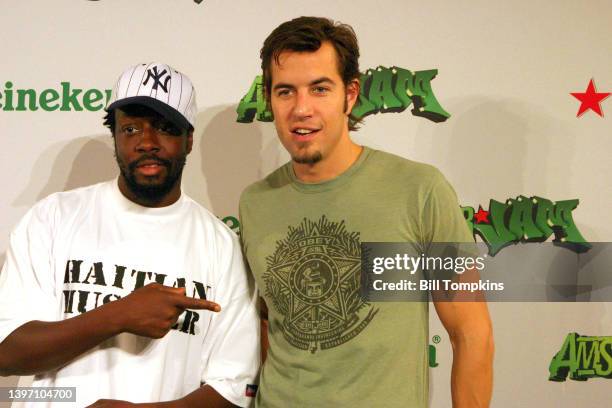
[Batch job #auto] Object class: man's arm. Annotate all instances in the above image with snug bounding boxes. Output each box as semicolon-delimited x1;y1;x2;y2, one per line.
260;297;269;363
86;384;236;408
419;170;494;406
433;293;494;408
0;284;220;376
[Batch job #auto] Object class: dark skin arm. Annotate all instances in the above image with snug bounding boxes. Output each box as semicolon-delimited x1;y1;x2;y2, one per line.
86;385;237;408
0;283;220;376
260;297;269;363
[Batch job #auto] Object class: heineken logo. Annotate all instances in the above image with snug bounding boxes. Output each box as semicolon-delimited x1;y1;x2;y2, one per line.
236;66;450;123
0;81;112;112
549;333;612;381
462;196;590;256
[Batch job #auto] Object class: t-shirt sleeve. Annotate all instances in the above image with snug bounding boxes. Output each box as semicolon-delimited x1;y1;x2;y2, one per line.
421;170;474;245
0;201;61;344
200;230;260;407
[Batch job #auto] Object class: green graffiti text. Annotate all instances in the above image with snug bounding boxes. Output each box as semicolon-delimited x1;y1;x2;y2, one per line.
429;344;439;368
462;196;591;256
236;66;450;124
549;333;612;381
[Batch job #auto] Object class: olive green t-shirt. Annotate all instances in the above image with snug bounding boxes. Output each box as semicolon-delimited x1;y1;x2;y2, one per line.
239;147;473;408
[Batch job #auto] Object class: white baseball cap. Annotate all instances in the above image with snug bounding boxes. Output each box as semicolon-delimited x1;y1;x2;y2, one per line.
106;62;197;130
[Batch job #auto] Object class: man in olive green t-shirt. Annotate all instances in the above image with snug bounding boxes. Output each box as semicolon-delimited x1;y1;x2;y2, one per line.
239;16;494;408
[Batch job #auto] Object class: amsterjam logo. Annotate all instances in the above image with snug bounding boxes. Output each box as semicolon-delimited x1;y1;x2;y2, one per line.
462;196;590;256
570;79;610;118
549;333;612;381
236;66;450;123
0;81;112;112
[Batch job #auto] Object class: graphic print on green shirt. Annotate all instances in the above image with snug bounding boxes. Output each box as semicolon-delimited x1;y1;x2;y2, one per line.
265;215;379;353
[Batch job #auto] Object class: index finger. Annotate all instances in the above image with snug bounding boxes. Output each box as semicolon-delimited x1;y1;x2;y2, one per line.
175;296;221;312
158;285;187;295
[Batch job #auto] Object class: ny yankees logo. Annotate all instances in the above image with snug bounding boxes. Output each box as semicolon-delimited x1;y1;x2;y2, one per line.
143;66;170;93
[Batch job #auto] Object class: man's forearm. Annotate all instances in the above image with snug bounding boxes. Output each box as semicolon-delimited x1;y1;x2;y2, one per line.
0;300;123;376
0;283;220;377
261;318;269;363
87;385;237;408
449;330;494;408
259;298;269;363
162;385;236;408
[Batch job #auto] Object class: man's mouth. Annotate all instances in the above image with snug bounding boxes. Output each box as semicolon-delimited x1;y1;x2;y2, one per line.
132;159;168;177
291;127;320;141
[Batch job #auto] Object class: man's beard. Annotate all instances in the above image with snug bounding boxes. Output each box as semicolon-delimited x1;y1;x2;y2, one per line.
292;150;322;165
116;153;186;201
291;141;323;165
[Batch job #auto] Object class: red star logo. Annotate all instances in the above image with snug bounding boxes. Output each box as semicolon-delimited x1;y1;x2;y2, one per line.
474;206;490;224
571;79;610;117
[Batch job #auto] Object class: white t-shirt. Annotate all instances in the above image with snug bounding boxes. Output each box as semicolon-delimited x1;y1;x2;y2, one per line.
0;180;260;407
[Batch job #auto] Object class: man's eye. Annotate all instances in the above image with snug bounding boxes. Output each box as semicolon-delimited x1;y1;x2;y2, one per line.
157;123;181;136
276;89;292;97
122;126;138;134
312;86;328;94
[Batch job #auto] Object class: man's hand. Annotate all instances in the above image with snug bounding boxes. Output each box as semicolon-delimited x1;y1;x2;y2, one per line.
115;283;221;339
0;283;220;376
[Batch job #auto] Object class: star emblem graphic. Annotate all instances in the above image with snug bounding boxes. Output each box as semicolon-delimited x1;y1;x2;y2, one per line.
570;79;610;117
264;216;377;353
474;206;490;224
268;250;360;328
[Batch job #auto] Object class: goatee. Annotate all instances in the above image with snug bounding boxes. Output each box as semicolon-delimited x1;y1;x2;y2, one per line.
292;151;322;165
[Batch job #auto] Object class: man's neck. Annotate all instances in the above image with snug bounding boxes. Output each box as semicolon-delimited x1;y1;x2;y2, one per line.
292;141;363;183
117;177;182;208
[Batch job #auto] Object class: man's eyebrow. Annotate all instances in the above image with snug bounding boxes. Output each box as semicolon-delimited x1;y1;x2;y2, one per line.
272;77;336;91
272;82;295;91
310;77;335;86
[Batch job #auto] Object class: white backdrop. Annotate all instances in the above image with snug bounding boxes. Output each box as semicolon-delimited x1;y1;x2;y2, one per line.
1;1;611;406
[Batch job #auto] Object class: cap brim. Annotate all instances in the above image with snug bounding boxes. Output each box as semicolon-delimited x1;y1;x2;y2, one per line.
106;96;192;131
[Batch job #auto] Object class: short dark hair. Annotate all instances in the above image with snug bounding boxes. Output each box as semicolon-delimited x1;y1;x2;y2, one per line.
103;104;191;136
260;16;363;131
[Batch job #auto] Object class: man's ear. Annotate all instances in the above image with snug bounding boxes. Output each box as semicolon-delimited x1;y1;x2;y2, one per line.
344;78;360;115
186;130;194;154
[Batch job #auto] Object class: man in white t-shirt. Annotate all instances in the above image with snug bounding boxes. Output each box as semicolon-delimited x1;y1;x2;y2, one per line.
0;63;260;407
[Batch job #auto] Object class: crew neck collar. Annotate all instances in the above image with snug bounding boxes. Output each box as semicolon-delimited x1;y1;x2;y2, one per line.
287;146;373;193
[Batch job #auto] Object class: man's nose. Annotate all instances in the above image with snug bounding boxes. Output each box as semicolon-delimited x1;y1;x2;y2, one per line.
292;91;314;119
136;125;160;152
